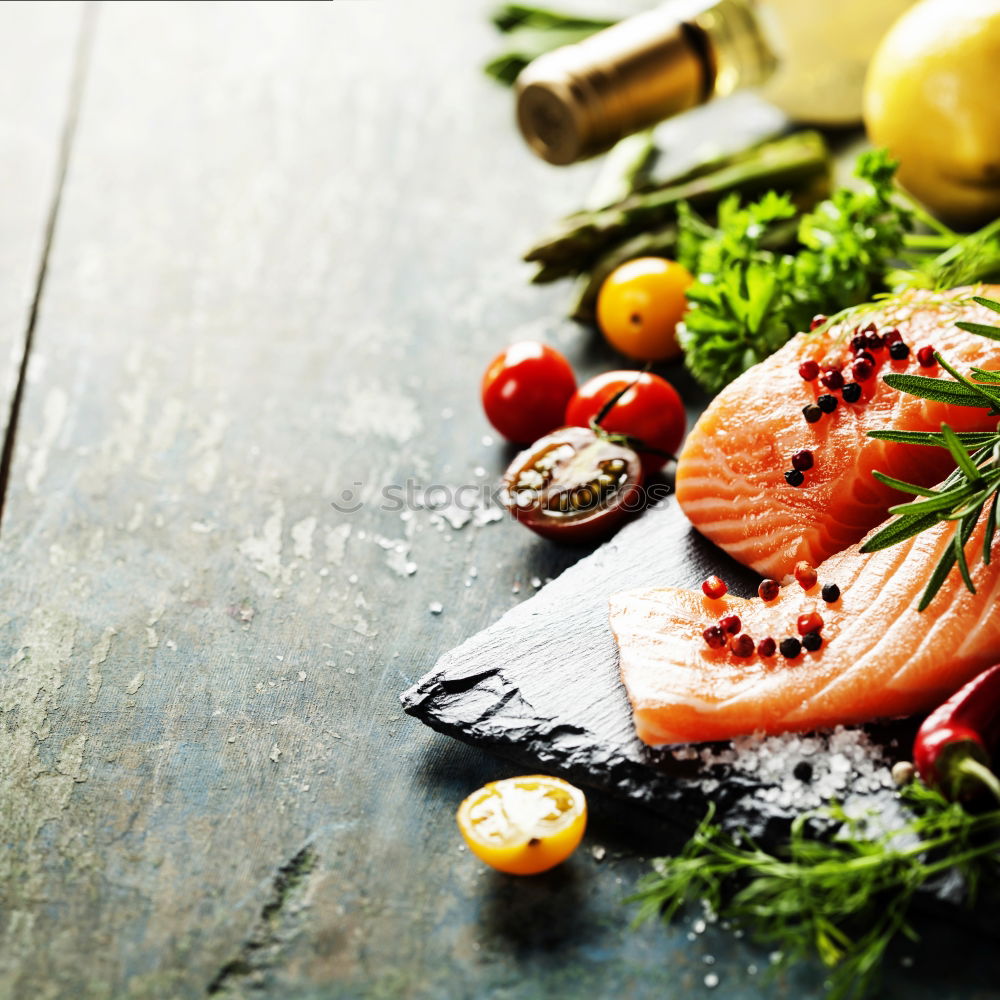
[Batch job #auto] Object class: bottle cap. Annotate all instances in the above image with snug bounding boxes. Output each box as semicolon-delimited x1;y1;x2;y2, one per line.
515;6;711;165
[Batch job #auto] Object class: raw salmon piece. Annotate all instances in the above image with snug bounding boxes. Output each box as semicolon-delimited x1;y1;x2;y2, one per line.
610;512;1000;745
675;287;1000;580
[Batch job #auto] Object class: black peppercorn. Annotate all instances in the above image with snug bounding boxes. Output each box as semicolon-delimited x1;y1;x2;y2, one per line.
802;404;823;424
841;382;862;403
793;760;813;782
801;630;823;652
785;469;805;487
889;341;910;360
817;394;838;414
821;583;840;603
779;636;802;658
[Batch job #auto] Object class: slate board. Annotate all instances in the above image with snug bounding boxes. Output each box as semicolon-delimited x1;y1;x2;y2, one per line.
401;494;913;839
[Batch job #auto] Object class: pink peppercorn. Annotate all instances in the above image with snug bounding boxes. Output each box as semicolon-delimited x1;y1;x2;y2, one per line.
730;634;755;658
852;358;874;381
757;637;777;657
810;315;828;330
797;611;824;635
799;360;820;381
719;614;742;635
794;561;818;590
758;579;780;602
821;368;845;390
703;625;726;649
702;575;728;600
791;449;814;472
917;346;937;368
882;328;902;345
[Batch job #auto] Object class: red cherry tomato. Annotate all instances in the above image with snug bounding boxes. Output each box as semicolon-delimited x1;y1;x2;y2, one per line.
500;426;642;543
564;371;685;476
481;342;577;444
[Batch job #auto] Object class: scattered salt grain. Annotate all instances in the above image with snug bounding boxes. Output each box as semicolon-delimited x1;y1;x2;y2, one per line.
530;576;542;589
704;973;719;989
481;435;494;447
591;845;606;862
428;601;443;615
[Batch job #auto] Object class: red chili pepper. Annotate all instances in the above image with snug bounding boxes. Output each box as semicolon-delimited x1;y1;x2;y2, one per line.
913;664;1000;802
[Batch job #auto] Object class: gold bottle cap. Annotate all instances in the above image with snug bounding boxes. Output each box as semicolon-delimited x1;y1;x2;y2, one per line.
515;5;713;165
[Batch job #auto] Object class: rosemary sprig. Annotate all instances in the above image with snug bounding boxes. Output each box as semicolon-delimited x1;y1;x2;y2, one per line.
629;782;1000;1000
860;295;1000;608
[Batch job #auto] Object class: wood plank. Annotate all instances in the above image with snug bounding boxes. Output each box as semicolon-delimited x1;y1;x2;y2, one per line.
0;2;84;456
2;2;999;999
0;2;643;996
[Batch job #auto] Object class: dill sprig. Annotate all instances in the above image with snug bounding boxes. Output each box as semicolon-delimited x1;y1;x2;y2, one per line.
629;782;1000;1000
860;295;1000;609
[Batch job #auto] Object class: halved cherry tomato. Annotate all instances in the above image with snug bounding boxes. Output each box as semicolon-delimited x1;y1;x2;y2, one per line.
481;341;577;444
456;775;587;875
564;370;685;477
500;425;642;543
597;257;692;361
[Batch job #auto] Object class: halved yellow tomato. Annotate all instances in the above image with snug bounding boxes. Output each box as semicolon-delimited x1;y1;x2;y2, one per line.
456;775;587;875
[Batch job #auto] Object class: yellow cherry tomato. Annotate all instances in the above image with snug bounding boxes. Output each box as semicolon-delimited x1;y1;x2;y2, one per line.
456;775;587;875
596;257;693;362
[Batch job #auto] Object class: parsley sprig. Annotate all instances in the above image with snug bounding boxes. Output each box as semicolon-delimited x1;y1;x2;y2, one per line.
860;295;1000;609
677;152;1000;393
630;782;1000;1000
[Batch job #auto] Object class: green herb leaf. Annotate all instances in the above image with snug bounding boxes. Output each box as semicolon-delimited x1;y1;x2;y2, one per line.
955;320;1000;340
630;783;1000;1000
869;470;940;497
880;373;987;406
940;423;983;482
867;429;998;448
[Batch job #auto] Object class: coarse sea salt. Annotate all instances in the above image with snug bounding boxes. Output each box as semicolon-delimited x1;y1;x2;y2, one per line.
671;726;895;815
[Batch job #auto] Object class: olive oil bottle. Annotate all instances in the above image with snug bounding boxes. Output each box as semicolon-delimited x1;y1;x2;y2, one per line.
516;0;915;163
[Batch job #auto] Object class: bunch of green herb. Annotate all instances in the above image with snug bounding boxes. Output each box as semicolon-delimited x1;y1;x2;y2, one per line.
677;152;1000;392
859;295;1000;608
630;782;1000;1000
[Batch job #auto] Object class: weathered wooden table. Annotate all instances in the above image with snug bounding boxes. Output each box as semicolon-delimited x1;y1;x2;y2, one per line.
2;3;998;998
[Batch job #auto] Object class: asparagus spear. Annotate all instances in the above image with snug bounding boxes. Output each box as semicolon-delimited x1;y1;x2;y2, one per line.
583;130;657;211
567;213;808;324
485;3;616;86
568;224;679;323
523;130;831;273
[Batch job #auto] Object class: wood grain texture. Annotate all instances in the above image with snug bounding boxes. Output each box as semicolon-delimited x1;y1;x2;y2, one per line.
0;2;84;449
1;3;998;999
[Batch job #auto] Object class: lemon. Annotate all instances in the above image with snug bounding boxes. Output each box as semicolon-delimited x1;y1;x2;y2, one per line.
863;0;1000;227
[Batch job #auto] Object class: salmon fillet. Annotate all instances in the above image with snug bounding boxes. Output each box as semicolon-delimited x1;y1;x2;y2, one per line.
675;287;1000;580
610;513;1000;744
